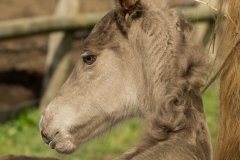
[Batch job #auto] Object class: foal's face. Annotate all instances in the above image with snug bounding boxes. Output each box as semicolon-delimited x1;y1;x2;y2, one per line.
39;7;147;153
39;0;173;154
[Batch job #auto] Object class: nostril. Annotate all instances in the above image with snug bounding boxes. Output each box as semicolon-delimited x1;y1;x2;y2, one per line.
41;130;47;139
41;131;51;144
41;130;59;145
41;131;47;137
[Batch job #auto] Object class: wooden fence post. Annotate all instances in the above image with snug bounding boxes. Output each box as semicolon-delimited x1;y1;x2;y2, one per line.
40;0;81;112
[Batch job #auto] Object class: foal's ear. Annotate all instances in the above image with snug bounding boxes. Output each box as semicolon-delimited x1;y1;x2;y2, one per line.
115;0;140;11
115;0;143;22
114;0;142;36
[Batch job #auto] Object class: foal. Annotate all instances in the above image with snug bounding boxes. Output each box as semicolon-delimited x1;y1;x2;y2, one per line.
40;0;212;159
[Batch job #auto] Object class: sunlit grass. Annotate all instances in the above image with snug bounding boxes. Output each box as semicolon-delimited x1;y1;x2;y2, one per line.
0;87;218;159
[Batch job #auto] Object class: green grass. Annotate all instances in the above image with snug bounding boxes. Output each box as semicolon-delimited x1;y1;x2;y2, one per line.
203;86;219;146
0;88;218;160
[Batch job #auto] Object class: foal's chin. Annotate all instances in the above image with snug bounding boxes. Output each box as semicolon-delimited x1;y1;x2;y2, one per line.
49;135;78;154
48;132;92;154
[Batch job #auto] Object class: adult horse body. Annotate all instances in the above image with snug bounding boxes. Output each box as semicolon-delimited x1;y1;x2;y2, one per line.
40;0;212;159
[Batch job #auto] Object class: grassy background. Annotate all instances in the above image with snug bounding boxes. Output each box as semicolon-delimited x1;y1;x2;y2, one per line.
0;87;219;160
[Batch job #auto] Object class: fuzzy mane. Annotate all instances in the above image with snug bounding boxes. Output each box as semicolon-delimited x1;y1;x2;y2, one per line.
114;5;212;158
146;16;211;159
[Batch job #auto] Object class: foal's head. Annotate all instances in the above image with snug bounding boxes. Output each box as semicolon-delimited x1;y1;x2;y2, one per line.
40;0;208;154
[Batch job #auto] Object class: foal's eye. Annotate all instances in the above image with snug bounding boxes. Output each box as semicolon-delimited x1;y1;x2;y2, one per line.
82;55;96;65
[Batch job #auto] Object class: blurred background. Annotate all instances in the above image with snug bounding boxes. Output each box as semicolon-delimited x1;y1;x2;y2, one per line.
0;0;219;159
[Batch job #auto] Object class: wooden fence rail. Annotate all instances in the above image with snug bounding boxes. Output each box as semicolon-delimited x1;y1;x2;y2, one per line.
0;13;106;40
0;6;217;40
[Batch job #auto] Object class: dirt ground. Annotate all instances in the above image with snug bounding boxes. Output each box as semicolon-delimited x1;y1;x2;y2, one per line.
0;0;112;111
